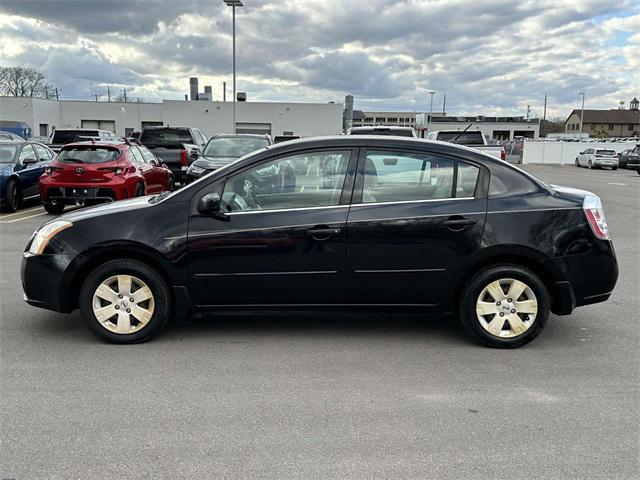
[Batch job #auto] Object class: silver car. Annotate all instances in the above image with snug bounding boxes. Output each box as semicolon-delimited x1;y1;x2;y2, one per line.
575;148;619;170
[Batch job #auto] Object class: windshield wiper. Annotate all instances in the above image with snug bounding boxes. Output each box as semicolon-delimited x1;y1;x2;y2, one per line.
61;158;83;163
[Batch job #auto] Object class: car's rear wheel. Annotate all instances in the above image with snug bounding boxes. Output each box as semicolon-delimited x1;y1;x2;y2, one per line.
79;259;171;343
460;265;549;348
588;160;593;169
134;183;145;197
168;175;175;192
43;200;65;214
575;158;579;167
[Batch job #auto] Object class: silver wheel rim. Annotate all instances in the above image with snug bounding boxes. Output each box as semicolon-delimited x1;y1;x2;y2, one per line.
476;278;538;339
92;275;155;334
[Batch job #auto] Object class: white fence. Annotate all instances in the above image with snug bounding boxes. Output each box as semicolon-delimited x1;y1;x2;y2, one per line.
522;141;634;164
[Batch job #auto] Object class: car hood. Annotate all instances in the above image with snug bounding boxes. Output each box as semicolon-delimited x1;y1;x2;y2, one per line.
57;195;153;223
192;156;238;170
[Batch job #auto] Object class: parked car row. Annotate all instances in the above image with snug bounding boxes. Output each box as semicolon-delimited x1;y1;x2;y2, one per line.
575;145;640;173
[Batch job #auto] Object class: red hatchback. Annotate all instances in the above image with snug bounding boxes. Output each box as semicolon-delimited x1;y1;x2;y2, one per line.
40;141;174;214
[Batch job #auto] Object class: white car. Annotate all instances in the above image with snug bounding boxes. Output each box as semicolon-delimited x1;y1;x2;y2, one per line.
575;148;619;170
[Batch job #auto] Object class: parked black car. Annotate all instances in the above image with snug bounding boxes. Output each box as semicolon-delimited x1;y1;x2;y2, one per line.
185;134;271;182
618;146;640;169
21;136;618;347
138;126;208;183
625;145;640;174
1;140;55;212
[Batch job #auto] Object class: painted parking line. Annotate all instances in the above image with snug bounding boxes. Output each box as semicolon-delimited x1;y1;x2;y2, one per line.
0;206;44;219
0;211;49;224
608;182;627;186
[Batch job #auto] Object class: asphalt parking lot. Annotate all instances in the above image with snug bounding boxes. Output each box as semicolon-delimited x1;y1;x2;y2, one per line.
1;165;638;479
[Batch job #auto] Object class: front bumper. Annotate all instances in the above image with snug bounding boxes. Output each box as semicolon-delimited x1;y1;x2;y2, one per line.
21;252;74;312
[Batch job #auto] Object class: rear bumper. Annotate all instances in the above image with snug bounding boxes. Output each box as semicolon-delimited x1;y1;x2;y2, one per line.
542;240;618;315
594;159;618;168
40;181;130;203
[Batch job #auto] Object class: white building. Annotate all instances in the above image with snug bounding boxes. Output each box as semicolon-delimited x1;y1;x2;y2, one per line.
415;114;540;140
0;96;343;139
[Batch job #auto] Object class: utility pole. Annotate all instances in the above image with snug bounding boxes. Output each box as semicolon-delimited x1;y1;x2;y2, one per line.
579;92;585;133
428;90;436;129
93;93;99;102
123;89;127;103
45;86;48;99
55;88;59;100
224;1;244;133
223;81;227;102
526;105;531;120
442;93;446;116
543;94;547;122
107;86;111;102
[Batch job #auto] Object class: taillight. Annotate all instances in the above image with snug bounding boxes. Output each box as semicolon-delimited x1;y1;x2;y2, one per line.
97;167;124;174
44;166;62;175
180;149;188;166
583;194;609;240
500;148;506;161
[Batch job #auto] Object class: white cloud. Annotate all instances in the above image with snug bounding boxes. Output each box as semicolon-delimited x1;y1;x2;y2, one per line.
0;0;637;118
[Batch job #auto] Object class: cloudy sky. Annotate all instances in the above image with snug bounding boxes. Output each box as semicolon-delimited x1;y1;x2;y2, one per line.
0;0;638;118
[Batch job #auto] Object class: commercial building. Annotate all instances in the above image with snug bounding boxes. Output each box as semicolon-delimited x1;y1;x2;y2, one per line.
415;115;540;140
351;110;421;129
0;96;343;139
564;98;640;137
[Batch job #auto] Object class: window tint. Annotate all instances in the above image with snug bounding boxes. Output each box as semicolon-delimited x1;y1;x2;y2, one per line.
221;150;350;213
32;144;51;161
489;165;538;197
435;131;484;145
18;145;36;163
362;151;455;203
58;147;120;164
456;162;480;197
204;137;270;158
140;128;194;146
130;146;146;163
138;146;156;163
0;144;17;163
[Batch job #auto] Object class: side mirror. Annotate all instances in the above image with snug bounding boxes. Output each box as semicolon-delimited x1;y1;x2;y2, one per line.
149;158;159;166
22;157;37;165
198;192;221;214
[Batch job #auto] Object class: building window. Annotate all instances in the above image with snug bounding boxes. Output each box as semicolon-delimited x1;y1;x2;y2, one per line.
629;124;635;131
39;124;49;137
608;124;614;130
387;117;398;122
376;118;386;123
365;117;373;122
282;131;294;136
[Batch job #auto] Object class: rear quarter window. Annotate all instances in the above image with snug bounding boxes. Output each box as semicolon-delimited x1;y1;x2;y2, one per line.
489;165;539;197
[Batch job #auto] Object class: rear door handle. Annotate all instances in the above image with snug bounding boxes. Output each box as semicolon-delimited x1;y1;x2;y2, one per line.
441;216;477;230
306;227;341;240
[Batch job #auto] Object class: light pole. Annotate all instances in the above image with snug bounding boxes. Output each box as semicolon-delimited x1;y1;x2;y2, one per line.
223;0;243;133
428;90;436;129
579;92;585;134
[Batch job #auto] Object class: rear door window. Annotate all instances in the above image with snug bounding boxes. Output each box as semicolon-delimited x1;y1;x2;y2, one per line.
130;146;146;164
138;146;157;163
18;145;37;164
32;144;52;161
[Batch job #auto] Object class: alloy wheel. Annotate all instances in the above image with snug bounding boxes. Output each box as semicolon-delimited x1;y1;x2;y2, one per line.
92;274;155;334
475;278;538;338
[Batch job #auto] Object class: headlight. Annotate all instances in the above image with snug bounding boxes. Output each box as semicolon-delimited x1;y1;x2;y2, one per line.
28;221;73;255
189;165;205;175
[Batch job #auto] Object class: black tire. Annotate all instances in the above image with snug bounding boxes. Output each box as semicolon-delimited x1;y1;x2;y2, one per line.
637;170;640;176
43;201;65;215
575;158;579;167
79;259;171;344
460;264;550;348
612;167;618;171
134;183;145;197
2;179;19;213
168;175;176;192
588;160;593;169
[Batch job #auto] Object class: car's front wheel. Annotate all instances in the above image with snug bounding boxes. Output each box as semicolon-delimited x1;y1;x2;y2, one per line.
44;201;65;214
79;259;171;343
575;158;579;167
460;265;549;348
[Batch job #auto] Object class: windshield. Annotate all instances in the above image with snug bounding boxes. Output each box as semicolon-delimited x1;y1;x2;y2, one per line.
596;150;616;155
57;147;120;164
0;144;17;163
140;128;193;146
203;137;269;158
436;132;484;145
52;130;100;144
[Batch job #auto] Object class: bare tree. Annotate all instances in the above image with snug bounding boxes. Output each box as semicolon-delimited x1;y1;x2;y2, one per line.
0;66;55;98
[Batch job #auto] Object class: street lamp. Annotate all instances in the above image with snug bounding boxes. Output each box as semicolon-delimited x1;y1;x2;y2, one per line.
579;92;585;135
223;0;243;133
428;90;436;129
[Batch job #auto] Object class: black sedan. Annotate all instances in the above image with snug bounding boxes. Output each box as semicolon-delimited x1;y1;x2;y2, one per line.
21;136;618;347
619;145;640;171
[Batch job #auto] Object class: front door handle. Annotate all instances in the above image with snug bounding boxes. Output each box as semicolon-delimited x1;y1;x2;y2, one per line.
441;216;477;230
306;227;341;240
